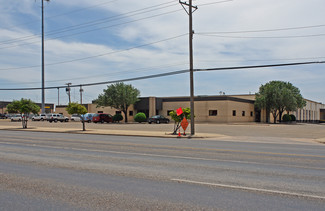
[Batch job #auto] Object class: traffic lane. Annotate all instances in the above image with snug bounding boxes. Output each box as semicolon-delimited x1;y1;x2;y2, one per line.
1;139;324;198
1;131;324;199
1;162;324;211
1;130;325;168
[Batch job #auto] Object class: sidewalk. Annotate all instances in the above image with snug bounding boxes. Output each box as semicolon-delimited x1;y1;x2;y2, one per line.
0;120;324;144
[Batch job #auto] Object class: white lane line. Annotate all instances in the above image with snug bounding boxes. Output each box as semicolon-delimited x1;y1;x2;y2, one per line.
171;179;325;200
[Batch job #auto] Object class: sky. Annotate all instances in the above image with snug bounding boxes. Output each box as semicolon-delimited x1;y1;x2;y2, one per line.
0;0;325;106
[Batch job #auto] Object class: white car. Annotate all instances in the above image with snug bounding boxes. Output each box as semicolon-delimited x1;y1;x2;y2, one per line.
11;114;22;121
71;114;81;121
32;113;47;121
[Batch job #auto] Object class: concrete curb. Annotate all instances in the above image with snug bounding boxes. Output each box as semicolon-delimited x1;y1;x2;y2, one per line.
0;126;217;139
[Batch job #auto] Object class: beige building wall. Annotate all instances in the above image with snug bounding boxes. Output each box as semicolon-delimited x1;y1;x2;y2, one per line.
160;97;255;123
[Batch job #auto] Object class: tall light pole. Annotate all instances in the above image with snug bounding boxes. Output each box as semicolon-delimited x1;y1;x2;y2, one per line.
66;83;72;104
41;0;50;113
180;0;197;135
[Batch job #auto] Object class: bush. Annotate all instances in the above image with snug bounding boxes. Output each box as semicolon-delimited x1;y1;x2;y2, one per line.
282;114;291;122
113;114;123;123
134;112;147;123
290;114;296;121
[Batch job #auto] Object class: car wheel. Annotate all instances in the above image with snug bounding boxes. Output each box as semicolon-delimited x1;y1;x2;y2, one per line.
156;120;160;124
41;119;44;121
148;121;152;124
88;120;91;123
101;120;104;123
54;119;58;123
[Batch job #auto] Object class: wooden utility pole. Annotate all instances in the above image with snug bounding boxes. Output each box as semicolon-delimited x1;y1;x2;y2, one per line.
179;0;197;135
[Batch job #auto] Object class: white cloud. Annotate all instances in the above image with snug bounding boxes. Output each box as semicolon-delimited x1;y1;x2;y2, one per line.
1;0;325;104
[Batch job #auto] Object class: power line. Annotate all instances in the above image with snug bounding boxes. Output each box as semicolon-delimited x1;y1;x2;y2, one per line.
197;33;325;39
0;33;188;71
197;24;325;35
1;61;324;91
0;1;179;48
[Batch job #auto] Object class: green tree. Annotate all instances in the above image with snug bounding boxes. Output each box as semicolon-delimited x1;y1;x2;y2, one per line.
6;98;40;129
66;102;88;131
169;107;191;134
255;81;306;123
94;83;140;123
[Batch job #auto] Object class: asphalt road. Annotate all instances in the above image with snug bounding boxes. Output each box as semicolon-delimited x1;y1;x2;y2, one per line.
0;130;324;210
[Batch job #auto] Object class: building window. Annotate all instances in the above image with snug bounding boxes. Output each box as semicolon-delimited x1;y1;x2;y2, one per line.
98;111;103;113
209;110;218;116
242;111;245;116
167;110;173;116
129;111;133;116
232;110;236;116
115;111;121;115
250;111;253;117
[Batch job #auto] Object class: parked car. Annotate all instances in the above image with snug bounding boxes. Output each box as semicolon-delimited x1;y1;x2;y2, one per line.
71;114;81;121
0;113;7;119
11;114;22;121
81;113;95;123
92;113;113;123
148;115;170;124
46;113;69;123
32;113;47;121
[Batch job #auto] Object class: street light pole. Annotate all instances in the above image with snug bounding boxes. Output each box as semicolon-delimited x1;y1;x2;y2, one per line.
41;0;50;113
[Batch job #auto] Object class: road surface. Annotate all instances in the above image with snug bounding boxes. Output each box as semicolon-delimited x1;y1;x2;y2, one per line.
0;130;324;210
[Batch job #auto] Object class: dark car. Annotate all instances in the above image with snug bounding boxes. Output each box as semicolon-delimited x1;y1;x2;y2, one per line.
148;115;170;124
92;113;113;123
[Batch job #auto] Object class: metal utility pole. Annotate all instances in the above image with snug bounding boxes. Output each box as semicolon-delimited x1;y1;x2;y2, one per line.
57;88;60;105
180;0;197;135
41;0;50;113
79;85;84;104
66;83;72;104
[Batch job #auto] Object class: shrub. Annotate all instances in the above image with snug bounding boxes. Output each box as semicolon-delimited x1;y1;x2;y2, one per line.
134;112;147;123
113;114;123;123
282;114;291;122
290;114;296;121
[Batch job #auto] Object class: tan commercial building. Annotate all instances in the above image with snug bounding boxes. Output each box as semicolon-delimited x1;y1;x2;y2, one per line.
55;94;325;123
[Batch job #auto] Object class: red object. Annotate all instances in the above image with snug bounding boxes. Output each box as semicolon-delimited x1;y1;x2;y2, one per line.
178;130;181;137
176;107;183;116
181;117;189;132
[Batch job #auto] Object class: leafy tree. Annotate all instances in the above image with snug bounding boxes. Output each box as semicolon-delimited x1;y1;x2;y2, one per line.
66;102;88;131
255;81;306;123
94;82;140;123
134;112;147;123
6;98;40;129
169;107;191;134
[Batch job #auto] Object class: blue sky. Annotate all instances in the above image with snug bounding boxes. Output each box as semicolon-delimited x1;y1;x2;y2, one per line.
1;0;325;105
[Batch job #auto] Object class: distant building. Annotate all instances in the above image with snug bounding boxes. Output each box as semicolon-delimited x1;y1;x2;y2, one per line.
55;94;325;123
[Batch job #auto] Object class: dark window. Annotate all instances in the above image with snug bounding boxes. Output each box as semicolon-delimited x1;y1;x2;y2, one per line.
209;110;218;116
250;111;253;117
115;111;121;115
98;111;103;113
233;110;236;116
242;111;245;116
129;111;133;116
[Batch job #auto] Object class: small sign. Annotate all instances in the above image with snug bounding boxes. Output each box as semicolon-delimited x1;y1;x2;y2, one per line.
181;117;189;132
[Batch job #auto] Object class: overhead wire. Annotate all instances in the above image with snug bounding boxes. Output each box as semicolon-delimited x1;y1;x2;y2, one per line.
0;1;179;48
0;33;188;71
0;60;324;91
